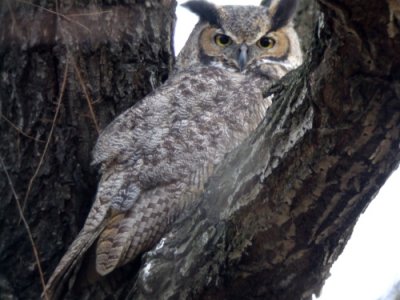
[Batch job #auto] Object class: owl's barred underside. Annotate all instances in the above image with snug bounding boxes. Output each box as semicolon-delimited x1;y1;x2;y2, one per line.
44;0;302;298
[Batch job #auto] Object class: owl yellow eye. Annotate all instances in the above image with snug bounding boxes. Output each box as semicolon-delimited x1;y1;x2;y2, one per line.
257;36;275;49
214;34;232;47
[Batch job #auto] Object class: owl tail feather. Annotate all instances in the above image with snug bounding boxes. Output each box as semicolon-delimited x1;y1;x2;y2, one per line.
95;212;136;276
42;224;106;300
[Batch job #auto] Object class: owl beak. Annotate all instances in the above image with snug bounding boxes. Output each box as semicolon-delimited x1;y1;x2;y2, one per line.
238;44;248;72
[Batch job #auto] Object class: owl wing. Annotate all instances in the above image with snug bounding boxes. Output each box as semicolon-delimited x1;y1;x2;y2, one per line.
89;101;177;274
95;186;175;275
88;79;224;275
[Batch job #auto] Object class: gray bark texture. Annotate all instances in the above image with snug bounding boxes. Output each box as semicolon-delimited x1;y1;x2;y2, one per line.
0;0;399;299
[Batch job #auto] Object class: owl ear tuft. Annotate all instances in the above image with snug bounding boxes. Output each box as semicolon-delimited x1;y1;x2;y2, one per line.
261;0;272;6
267;0;299;31
182;1;220;27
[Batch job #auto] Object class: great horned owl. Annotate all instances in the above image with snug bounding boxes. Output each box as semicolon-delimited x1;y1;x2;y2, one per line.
45;0;302;297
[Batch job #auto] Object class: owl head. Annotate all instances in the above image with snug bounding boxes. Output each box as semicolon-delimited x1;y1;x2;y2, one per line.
177;0;302;77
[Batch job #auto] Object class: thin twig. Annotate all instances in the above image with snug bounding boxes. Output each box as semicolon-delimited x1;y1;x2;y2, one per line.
0;156;49;300
72;58;100;134
0;113;46;143
67;10;113;17
21;60;69;213
17;0;91;33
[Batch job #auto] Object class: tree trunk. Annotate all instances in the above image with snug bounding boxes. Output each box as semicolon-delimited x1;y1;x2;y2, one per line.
0;1;175;299
1;0;399;299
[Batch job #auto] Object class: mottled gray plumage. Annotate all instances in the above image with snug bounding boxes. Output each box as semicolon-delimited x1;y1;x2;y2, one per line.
44;0;302;298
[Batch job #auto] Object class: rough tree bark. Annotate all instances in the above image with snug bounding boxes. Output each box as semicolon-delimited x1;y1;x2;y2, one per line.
0;0;399;300
0;0;175;299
